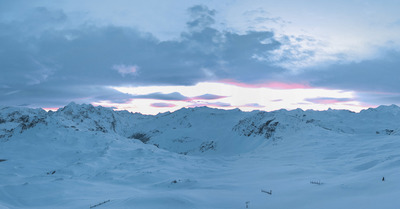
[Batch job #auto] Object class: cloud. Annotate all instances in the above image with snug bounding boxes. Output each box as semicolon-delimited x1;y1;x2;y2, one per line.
242;8;290;31
187;5;216;31
112;64;139;77
1;4;399;109
305;97;353;104
0;85;133;107
0;5;287;108
271;99;282;102
150;102;176;108
242;103;265;108
355;91;400;106
131;92;190;101
189;101;232;108
293;50;400;105
191;94;227;100
207;102;231;107
128;92;227;102
220;79;309;89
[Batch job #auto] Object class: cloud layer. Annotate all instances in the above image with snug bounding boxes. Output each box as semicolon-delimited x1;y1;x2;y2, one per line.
0;5;286;107
0;2;400;110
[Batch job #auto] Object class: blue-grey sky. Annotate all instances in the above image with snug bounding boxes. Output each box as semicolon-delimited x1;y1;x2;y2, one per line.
1;0;400;113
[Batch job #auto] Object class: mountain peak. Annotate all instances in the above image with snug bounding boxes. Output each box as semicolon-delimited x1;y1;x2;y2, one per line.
377;104;399;109
362;104;400;114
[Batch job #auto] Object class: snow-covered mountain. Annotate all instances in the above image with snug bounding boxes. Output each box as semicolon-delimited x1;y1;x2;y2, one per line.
1;103;400;208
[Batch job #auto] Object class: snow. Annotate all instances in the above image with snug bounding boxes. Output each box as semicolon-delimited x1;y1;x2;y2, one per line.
1;104;400;208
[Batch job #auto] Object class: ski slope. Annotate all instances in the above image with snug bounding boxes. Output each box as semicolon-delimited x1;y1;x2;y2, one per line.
1;103;400;208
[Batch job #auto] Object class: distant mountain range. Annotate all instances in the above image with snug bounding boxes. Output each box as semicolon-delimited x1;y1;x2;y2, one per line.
1;103;400;154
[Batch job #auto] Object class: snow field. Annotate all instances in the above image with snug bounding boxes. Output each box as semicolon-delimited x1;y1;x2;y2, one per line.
1;103;400;208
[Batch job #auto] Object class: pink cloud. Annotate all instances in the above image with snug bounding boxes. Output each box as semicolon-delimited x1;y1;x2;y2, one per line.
219;79;310;89
150;103;176;108
266;82;310;89
306;97;353;104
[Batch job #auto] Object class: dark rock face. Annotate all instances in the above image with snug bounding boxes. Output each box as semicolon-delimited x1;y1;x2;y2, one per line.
200;141;216;152
233;112;279;139
257;120;279;139
0;109;47;139
20;116;47;133
129;133;151;143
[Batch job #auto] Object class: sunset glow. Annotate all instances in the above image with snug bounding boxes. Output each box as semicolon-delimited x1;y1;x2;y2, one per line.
91;82;369;114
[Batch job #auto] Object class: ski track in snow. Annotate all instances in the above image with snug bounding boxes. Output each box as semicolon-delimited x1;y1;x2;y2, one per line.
1;103;400;208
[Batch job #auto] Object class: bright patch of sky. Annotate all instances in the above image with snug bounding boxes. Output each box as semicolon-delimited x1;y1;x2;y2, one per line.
91;82;367;115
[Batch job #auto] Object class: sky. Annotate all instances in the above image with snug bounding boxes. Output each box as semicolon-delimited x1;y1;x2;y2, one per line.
1;0;400;114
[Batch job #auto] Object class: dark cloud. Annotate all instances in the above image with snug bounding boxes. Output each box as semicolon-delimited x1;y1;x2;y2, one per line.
0;5;284;108
2;4;399;108
187;5;216;31
0;85;133;108
132;92;189;101
355;92;400;106
129;92;227;102
294;50;400;105
189;102;231;108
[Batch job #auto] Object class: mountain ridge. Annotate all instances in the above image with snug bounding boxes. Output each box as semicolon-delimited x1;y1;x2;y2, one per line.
1;103;400;154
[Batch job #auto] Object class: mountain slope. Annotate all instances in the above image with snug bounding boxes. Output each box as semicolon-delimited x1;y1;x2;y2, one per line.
1;104;400;208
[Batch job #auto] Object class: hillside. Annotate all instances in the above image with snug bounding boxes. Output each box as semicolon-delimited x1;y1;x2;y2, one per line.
1;103;400;208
